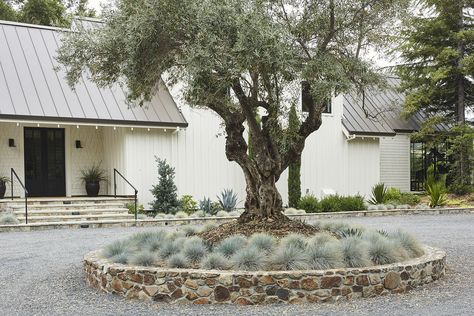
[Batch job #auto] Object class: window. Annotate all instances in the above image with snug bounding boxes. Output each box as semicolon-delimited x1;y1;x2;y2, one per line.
301;81;331;114
410;141;448;191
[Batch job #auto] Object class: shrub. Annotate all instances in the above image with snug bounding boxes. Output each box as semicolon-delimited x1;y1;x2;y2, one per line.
398;192;421;206
182;237;208;263
426;181;447;208
338;195;366;212
271;244;308;270
319;195;341;212
216;210;230;217
167;253;190;268
175;211;189;219
126;203;146;215
216;235;247;258
448;183;473;196
217;189;238;212
0;213;19;225
297;195;320;213
369;183;387;205
231;246;266;271
305;242;343;269
150;158;179;214
391;230;424;258
179;195;198;214
248;233;276;253
199;197;222;215
385;187;401;203
103;240;129;258
340;237;371;268
280;233;307;250
130;251;155;266
201;253;230;270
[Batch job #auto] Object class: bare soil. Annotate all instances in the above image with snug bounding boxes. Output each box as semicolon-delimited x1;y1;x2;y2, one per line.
197;218;320;244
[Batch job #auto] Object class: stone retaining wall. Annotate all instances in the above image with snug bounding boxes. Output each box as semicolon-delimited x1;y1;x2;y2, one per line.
84;246;446;305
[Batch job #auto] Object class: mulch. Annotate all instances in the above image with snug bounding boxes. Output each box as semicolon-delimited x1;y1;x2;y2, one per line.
197;219;320;244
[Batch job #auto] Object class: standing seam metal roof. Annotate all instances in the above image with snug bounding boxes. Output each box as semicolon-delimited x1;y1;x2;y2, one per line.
342;77;449;136
0;20;188;127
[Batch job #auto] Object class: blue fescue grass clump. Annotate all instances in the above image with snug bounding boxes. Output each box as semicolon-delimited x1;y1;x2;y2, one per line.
307;232;337;246
280;233;307;250
390;229;424;257
182;237;208;263
340;237;371;268
200;222;217;233
159;239;181;259
247;233;275;253
305;242;343;269
231;246;266;271
110;252;130;264
182;225;198;236
367;238;405;265
130;251;156;266
201;253;230;270
271;244;308;270
103;240;130;258
216;235;247;258
167;253;190;268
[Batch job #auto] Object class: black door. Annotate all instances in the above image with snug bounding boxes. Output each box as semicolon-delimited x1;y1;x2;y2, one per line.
24;127;66;197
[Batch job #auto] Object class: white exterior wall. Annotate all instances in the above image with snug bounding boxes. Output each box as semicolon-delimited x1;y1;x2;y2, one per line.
380;134;411;192
0;122;24;197
122;94;382;207
103;128;126;195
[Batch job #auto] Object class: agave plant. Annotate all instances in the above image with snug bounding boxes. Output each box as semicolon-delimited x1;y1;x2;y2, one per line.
368;183;387;205
217;189;238;212
426;181;447;208
199;197;221;215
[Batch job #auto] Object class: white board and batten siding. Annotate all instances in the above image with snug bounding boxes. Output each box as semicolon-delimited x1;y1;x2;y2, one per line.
379;134;411;192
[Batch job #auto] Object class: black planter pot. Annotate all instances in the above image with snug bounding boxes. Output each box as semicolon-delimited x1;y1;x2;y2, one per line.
0;182;6;199
85;182;100;197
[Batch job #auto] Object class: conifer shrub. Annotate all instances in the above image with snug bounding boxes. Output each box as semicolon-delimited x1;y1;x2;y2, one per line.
150;158;179;214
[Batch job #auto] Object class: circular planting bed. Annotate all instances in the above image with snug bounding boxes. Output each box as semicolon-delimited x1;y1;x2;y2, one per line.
84;246;445;304
84;220;446;304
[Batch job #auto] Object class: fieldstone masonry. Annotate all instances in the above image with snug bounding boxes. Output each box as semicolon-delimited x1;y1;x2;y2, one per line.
84;246;446;305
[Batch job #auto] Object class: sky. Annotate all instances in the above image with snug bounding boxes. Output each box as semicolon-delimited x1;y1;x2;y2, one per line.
88;0;106;13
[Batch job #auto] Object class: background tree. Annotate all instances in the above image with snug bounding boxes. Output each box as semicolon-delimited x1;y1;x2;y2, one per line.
396;0;473;193
0;0;95;26
287;104;301;208
58;0;409;224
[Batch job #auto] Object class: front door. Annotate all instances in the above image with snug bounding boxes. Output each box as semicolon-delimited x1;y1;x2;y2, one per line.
24;127;66;197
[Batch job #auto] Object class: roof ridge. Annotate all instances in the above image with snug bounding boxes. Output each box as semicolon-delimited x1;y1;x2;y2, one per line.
0;19;70;32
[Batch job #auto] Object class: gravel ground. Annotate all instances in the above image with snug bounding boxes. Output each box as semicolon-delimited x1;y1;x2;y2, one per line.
0;214;473;316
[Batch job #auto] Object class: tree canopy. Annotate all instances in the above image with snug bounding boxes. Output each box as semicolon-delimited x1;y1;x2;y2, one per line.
58;0;409;222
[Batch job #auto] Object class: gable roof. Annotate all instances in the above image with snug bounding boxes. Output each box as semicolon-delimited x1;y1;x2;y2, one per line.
342;77;448;136
0;20;187;128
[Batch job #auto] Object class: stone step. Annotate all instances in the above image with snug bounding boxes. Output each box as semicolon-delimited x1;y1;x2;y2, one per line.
16;213;135;223
0;197;135;207
13;208;129;216
9;203;127;210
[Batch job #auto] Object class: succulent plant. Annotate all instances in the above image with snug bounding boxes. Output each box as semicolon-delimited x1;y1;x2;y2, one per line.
217;189;238;212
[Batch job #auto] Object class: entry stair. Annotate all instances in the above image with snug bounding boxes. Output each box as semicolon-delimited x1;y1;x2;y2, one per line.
1;197;136;225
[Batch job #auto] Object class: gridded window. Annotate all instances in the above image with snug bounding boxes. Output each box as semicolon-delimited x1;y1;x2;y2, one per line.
410;141;448;191
301;81;331;114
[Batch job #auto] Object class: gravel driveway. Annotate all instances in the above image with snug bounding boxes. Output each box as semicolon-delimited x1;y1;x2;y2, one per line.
0;214;473;316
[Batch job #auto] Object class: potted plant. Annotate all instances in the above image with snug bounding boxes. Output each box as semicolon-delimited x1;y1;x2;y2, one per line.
80;164;107;197
0;176;10;199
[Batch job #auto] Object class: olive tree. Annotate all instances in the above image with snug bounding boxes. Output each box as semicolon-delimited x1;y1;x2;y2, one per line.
58;0;408;224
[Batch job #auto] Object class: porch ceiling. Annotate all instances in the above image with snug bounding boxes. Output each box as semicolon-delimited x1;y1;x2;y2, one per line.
0;20;188;129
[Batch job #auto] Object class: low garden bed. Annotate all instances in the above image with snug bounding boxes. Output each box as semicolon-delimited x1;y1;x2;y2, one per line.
85;221;446;304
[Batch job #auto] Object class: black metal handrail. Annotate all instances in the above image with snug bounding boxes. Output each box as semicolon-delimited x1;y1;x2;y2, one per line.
11;168;28;224
113;168;138;222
